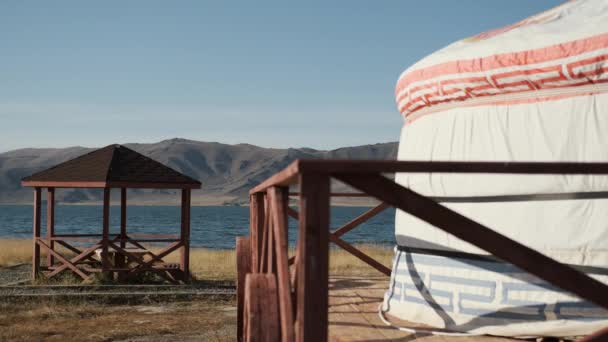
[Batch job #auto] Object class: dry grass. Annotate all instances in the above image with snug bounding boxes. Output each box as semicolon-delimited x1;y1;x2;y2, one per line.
0;239;394;281
0;299;236;341
0;239;35;267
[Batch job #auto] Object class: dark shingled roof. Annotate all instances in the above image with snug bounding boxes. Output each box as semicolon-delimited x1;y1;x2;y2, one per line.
22;144;201;188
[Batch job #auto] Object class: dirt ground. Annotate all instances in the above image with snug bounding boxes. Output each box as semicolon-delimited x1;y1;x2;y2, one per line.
0;299;237;342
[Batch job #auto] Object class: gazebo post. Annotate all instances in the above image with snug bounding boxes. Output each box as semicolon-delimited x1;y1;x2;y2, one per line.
46;187;55;268
120;188;127;249
32;187;41;279
115;187;127;279
102;187;111;274
180;188;191;281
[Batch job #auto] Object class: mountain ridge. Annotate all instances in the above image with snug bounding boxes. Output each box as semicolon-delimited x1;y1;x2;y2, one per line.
0;139;398;205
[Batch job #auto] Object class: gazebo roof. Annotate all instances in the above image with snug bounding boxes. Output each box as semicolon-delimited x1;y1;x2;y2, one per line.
21;144;201;189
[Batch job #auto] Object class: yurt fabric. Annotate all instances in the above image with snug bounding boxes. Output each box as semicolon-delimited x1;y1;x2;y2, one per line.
382;0;608;337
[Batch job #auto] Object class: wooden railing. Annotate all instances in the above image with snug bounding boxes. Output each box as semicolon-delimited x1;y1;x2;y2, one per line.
34;232;186;284
237;160;608;342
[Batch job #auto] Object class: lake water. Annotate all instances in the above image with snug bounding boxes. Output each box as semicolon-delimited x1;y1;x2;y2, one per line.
0;205;396;249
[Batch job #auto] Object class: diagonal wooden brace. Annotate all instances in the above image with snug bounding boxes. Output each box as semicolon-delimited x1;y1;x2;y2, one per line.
38;239;90;280
123;241;182;275
336;173;608;310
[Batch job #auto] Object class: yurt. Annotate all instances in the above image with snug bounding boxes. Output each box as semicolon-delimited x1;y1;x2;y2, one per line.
382;0;608;337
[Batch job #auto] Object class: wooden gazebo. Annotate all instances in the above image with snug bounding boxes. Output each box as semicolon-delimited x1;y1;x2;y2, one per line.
21;144;201;283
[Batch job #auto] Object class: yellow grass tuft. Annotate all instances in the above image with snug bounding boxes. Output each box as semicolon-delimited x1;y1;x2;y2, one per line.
0;239;394;280
0;239;33;267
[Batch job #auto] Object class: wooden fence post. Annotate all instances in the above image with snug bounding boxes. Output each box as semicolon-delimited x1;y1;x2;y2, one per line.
46;187;55;268
295;173;330;342
250;193;265;274
180;188;191;281
102;187;110;273
32;188;41;279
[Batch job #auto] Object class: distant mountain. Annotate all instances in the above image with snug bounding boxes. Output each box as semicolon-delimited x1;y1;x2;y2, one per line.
0;139;398;205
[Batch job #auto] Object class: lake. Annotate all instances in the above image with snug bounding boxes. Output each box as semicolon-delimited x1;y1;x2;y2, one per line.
0;205;396;249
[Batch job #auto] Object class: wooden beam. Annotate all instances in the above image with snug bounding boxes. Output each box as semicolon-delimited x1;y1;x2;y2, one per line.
55;240;98;263
249;161;300;195
127;241;182;277
267;202;275;275
106;181;201;189
332;202;389;238
298;160;608;175
259;197;270;273
37;239;89;280
102;188;110;272
295;172;330;342
180;189;191;281
336;173;608;310
46;243;101;278
21;181;107;188
32;188;41;279
329;235;391;276
120;188;127;248
250;193;265;274
22;181;201;189
116;188;127;276
46;188;55;268
249;160;608;196
268;187;295;342
290;192;371;198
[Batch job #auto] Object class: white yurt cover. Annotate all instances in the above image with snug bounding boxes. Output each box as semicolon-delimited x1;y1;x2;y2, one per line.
382;0;608;337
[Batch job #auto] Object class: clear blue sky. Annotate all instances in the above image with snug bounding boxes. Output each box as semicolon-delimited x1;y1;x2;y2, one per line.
0;1;560;152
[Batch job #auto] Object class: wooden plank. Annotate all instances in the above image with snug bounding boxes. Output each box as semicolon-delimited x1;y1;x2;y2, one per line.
296;172;330;342
332;202;389;238
250;193;265;274
46;187;55;268
336;173;608;310
102;188;110;272
329;235;391;276
32;188;41;279
244;273;280;342
236;237;251;342
268;186;295;342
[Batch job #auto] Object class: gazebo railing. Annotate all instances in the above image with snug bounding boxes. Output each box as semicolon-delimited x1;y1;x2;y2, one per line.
236;159;608;342
34;232;186;283
30;187;193;284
